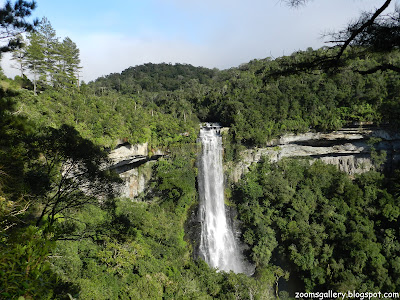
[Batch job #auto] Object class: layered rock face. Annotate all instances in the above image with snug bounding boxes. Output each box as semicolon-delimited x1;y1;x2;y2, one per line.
108;142;164;199
108;126;400;198
227;126;400;182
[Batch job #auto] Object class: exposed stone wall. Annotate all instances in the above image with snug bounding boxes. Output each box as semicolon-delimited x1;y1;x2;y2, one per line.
109;142;149;161
108;142;163;200
107;126;400;198
117;162;156;199
226;126;400;182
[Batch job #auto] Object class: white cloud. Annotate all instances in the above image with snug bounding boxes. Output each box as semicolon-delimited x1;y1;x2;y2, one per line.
1;0;397;82
75;33;222;81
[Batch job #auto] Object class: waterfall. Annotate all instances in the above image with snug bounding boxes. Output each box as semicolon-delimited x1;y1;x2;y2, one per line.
198;123;244;273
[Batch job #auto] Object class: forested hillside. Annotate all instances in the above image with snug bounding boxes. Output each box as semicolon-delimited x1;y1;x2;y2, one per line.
1;7;400;299
91;63;217;93
234;159;400;294
13;46;399;151
87;48;400;151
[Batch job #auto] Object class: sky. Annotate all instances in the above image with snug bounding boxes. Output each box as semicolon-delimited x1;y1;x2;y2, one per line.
0;0;398;82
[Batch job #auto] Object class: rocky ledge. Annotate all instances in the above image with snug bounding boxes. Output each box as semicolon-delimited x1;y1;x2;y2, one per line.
108;142;165;199
227;126;400;182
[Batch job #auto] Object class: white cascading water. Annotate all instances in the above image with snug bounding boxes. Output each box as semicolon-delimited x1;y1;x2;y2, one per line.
198;124;244;273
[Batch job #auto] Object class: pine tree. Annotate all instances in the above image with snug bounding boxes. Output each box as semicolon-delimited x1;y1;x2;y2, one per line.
55;37;81;88
283;0;400;74
37;17;58;85
25;32;45;94
0;0;38;53
10;34;27;76
23;17;82;91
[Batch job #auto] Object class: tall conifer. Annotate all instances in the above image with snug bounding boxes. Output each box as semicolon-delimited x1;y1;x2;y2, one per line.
25;32;44;94
37;17;57;85
55;37;81;87
10;34;27;76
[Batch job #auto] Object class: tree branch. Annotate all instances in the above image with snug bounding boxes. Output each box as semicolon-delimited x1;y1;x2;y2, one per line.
356;63;400;74
335;0;392;61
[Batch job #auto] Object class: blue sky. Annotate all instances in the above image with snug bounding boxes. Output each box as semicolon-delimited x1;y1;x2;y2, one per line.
1;0;397;81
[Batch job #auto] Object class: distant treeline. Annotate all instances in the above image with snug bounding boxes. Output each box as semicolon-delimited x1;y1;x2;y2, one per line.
87;48;400;148
7;46;400;150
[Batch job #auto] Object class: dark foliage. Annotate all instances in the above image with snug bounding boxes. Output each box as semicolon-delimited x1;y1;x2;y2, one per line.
286;0;400;75
0;0;38;53
26;125;120;227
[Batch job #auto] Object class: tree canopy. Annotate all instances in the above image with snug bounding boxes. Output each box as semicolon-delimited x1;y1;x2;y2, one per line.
281;0;400;74
0;0;38;53
233;158;400;292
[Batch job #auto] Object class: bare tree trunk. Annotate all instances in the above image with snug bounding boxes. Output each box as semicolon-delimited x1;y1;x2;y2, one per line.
33;64;37;95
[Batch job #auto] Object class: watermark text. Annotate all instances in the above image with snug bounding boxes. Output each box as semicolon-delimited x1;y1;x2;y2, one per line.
294;290;400;300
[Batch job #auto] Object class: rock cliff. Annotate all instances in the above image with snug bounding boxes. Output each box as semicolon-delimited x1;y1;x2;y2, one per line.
108;126;400;198
108;142;164;199
226;126;400;182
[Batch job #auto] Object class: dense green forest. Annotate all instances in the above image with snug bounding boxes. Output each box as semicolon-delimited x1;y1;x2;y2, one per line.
1;6;400;300
87;48;400;156
234;159;400;294
11;49;400;150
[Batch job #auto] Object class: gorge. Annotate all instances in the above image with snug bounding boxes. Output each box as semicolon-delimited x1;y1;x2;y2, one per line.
106;124;400;279
109;125;400;201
